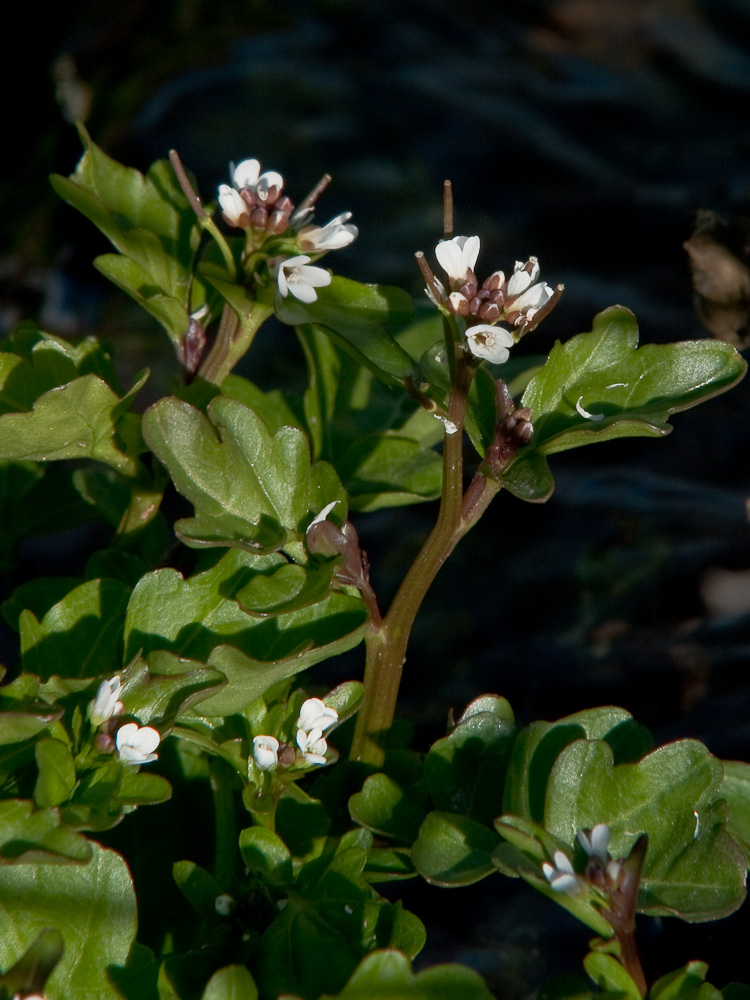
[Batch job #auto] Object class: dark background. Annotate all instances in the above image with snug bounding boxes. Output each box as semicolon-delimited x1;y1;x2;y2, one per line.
4;0;750;996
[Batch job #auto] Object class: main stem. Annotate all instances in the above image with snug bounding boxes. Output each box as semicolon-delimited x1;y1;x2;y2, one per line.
350;350;484;765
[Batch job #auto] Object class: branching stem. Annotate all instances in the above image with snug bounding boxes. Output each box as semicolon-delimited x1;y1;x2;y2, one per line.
350;343;485;765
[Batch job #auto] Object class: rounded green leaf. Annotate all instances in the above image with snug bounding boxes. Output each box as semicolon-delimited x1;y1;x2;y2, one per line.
239;826;293;886
0;842;136;1000
34;738;76;808
201;965;258;1000
411;811;499;887
425;709;516;826
349;773;427;843
583;952;642;1000
328;948;496;999
545;739;747;920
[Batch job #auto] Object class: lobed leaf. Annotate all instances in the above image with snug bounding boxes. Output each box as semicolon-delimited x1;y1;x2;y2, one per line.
142;395;345;554
503;307;747;502
50;128;201;345
0;842;136;999
544;739;747;921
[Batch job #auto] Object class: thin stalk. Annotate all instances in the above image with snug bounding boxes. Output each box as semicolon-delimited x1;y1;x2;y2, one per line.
350;349;477;765
198;301;274;385
209;757;237;887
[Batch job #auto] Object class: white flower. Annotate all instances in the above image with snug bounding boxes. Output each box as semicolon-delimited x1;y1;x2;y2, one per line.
465;324;514;364
115;722;160;765
89;676;123;726
435;235;480;282
218;184;251;227
297;697;339;735
252;734;280;771
232;159;284;203
578;823;610;862
505;257;554;325
297;212;358;252
276;255;331;304
215;893;236;916
578;823;623;883
296;727;328;765
542;850;582;897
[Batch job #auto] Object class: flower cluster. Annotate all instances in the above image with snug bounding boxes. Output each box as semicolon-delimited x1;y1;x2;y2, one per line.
542;824;624;899
88;676;161;765
250;697;339;774
218;159;292;234
217;157;358;305
427;235;559;364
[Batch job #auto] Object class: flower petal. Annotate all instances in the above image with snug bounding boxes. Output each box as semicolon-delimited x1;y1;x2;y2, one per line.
233;159;261;189
465;323;514;364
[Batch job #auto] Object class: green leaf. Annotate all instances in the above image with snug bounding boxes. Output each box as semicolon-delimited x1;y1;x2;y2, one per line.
584;953;642;1000
119;651;226;727
34;738;76;808
326;948;496;1000
20;578;131;680
201;966;258;1000
239;826;293;887
0;842;136;999
276;276;417;386
504;307;747;500
503;707;640;823
0;799;91;864
296;326;444;510
544;739;747;921
425;703;517;826
349;773;428;843
0;928;64;999
173;860;224;921
336;434;442;512
237;557;339;617
650;961;710;1000
50;128;201;345
221;374;304;435
411;811;499;887
124;550;367;713
0;371;148;475
720;760;750;859
142;395;345;554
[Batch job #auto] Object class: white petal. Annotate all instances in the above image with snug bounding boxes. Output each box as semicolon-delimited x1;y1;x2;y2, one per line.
256;170;284;201
465;324;514;365
288;280;321;304
511;282;553;314
590;823;611;859
218;185;247;224
252;734;280;770
294;264;332;287
553;850;574;875
435;235;480;280
507;269;532;297
549;873;580;896
233;159;261;188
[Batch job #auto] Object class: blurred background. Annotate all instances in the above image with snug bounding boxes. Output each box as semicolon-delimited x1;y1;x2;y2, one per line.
4;0;750;995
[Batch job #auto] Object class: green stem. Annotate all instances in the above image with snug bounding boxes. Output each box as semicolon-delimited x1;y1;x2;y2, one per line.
350;350;479;765
209;757;237;887
198;301;274;385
